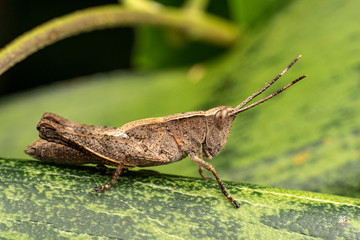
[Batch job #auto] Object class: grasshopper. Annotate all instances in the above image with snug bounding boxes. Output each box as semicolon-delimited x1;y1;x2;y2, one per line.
26;56;307;208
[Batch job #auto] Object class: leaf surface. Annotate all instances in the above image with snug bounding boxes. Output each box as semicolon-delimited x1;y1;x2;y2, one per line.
0;158;359;239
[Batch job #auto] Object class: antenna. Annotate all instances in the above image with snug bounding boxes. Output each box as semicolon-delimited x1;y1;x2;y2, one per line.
232;55;307;115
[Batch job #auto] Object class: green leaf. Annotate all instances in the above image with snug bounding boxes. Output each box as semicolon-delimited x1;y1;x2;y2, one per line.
215;0;360;197
1;158;359;239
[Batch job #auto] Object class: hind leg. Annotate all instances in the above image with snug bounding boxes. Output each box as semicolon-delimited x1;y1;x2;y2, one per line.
94;162;124;192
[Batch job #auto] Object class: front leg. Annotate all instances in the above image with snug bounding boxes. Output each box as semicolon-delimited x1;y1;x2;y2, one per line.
188;152;240;208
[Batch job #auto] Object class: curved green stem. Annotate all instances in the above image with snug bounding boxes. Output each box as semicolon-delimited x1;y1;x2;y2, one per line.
183;0;210;12
0;4;238;76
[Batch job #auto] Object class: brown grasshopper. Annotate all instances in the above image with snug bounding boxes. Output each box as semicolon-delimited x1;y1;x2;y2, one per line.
25;56;307;208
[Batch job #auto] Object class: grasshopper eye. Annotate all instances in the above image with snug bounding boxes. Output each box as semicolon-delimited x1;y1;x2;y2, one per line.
214;109;229;129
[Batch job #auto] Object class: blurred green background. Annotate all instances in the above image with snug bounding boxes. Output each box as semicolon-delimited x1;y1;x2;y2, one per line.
1;0;360;199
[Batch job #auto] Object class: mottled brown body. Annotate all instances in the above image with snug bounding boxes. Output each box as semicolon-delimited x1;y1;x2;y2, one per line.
29;106;235;168
26;56;307;208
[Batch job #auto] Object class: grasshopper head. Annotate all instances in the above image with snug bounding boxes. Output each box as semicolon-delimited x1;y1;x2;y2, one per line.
203;106;236;158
